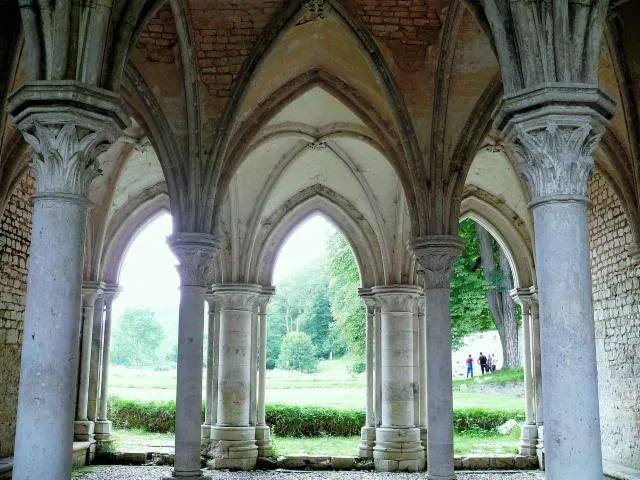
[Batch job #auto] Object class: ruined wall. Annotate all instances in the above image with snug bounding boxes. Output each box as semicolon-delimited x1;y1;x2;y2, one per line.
0;171;34;457
589;170;640;469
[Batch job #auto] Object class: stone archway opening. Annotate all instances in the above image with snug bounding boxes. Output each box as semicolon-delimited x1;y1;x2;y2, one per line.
265;213;368;457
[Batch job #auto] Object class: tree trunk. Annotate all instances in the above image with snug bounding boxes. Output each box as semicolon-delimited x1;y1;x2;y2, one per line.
475;223;521;369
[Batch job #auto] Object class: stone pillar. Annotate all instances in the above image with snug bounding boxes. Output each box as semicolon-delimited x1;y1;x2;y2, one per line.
209;284;261;470
88;289;105;422
529;292;544;468
358;289;376;458
371;285;424;473
249;305;258;427
164;233;218;480
417;293;427;454
95;286;119;442
374;304;382;427
510;288;537;456
202;297;218;440
412;236;464;480
501;97;614;480
256;288;274;457
75;286;100;441
8;83;127;480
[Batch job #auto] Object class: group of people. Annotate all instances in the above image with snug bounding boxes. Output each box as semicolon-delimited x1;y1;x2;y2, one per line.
465;352;496;378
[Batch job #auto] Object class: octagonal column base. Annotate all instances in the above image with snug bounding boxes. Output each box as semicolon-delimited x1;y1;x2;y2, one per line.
373;427;424;472
208;426;257;470
519;423;538;456
255;425;272;457
358;426;376;458
94;420;112;442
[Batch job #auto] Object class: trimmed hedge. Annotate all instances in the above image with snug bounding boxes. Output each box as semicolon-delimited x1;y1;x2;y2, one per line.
108;397;524;437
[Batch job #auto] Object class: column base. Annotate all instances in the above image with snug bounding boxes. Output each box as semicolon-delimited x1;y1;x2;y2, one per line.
74;420;95;442
536;425;545;470
208;426;257;470
255;425;272;457
519;423;538;456
358;426;376;458
420;427;428;458
373;427;425;472
201;423;213;439
94;420;112;442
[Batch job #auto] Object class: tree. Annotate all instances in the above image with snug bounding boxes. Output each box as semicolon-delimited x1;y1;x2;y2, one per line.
475;223;521;368
450;220;495;349
111;308;166;367
326;232;365;359
277;331;319;373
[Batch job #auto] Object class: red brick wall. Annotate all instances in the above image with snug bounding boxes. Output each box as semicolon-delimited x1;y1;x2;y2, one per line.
135;5;179;64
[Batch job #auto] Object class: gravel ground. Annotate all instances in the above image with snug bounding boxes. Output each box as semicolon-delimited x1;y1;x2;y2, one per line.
73;466;545;479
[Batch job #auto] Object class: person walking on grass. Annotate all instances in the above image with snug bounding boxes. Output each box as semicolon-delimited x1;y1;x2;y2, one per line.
478;352;488;375
465;354;474;378
486;353;493;374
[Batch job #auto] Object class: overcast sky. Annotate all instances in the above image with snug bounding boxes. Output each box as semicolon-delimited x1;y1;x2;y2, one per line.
113;212;336;319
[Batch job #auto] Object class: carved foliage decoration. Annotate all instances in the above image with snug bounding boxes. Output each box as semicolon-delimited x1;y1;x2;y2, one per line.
170;234;218;287
373;291;418;313
412;236;464;289
217;290;260;312
511;121;602;202
21;122;111;197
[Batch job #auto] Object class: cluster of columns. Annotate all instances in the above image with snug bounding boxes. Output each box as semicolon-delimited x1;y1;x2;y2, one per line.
74;282;119;446
201;284;274;471
511;288;544;465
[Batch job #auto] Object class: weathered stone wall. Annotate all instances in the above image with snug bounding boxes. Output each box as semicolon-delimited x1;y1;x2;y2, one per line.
588;170;640;469
0;171;34;457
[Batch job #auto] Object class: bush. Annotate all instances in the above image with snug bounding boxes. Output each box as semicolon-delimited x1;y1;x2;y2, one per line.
346;361;366;375
277;332;318;373
453;408;525;434
108;397;196;433
265;404;364;437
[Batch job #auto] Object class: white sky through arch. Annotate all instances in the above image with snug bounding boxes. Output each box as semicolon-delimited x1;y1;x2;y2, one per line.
113;212;337;318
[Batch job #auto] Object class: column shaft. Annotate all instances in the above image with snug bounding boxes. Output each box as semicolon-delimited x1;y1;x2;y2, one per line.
418;297;427;450
13;198;88;479
533;200;602;479
203;300;216;437
95;292;116;441
75;291;97;432
530;298;543;425
88;294;105;422
249;307;258;426
173;285;208;476
515;297;537;456
255;292;273;457
374;307;382;426
358;295;376;458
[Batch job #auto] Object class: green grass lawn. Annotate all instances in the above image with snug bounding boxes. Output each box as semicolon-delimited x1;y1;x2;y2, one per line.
110;429;521;456
109;359;523;411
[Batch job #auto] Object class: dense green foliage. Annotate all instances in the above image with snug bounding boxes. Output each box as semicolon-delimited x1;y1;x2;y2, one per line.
450;220;494;349
326;233;365;360
277;331;319;373
111;308;166;367
108;397;523;437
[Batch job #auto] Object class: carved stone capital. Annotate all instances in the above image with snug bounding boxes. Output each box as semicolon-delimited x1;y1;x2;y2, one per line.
257;286;276;312
212;283;263;311
82;281;105;304
8;82;128;199
370;285;421;313
358;287;377;314
411;236;464;289
509;287;533;308
169;233;219;288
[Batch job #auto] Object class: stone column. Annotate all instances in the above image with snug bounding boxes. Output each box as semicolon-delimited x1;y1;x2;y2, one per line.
75;286;100;441
529;292;544;468
502;98;614;480
202;297;218;440
371;285;424;473
88;289;105;422
374;305;382;427
358;289;376;458
249;305;258;427
8;83;127;480
256;288;274;457
210;284;261;470
164;233;218;480
417;293;427;454
412;236;464;480
510;288;537;456
95;286;119;442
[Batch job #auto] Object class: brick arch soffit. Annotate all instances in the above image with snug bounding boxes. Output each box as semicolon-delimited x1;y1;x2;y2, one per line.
459;190;536;289
99;185;170;286
200;0;425;237
248;185;386;288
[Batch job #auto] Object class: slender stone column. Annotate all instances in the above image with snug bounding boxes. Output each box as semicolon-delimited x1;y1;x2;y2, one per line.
256;288;274;457
529;292;544;468
374;305;382;427
202;297;218;440
358;289;376;458
502;100;613;480
8;83;127;480
164;233;218;480
249;305;258;426
417;293;427;454
75;287;100;441
210;284;261;470
412;236;464;480
96;287;119;442
88;290;105;422
371;284;424;473
510;288;537;456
